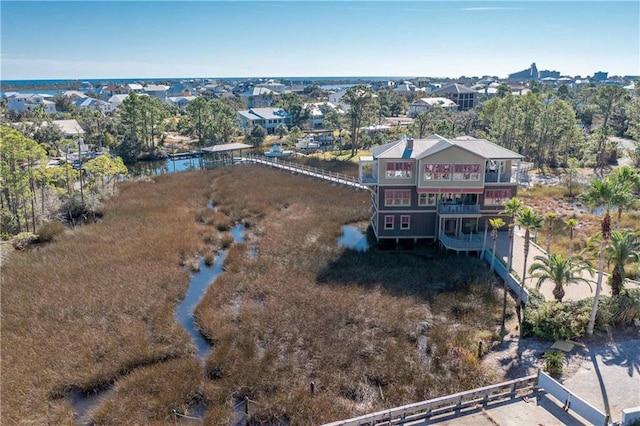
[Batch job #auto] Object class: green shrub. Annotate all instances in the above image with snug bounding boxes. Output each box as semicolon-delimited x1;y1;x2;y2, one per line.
0;208;19;237
526;287;547;310
606;289;640;326
523;300;591;340
543;350;564;378
12;232;38;250
36;220;66;243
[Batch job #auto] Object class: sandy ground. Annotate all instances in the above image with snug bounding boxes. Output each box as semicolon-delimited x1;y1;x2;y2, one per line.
482;319;640;420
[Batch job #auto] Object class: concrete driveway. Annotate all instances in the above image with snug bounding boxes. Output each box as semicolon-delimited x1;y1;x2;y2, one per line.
563;337;640;423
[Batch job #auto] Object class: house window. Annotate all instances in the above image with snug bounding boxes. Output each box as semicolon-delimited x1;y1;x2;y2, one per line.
418;193;436;206
484;189;513;206
384;215;394;230
453;164;481;181
424;163;451;180
384;189;411;206
400;215;410;230
385;162;412;179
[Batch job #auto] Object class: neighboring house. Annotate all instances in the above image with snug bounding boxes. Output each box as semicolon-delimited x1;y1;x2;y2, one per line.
127;83;144;93
52;119;86;138
6;93;57;114
303;103;327;129
359;135;525;252
168;96;197;112
167;82;195;97
201;84;227;98
108;94;129;110
73;97;112;114
239;87;277;108
407;97;457;117
237;107;292;134
372;80;397;90
412;77;430;88
328;88;349;110
328;87;376;111
96;84;129;101
431;83;477;111
143;84;169;102
284;84;306;94
255;80;286;93
61;90;87;100
476;86;499;99
393;81;425;94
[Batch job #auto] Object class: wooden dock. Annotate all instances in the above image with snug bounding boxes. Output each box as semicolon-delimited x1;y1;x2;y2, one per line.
238;154;368;191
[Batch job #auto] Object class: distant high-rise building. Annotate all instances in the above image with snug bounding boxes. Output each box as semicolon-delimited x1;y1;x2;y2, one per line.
538;70;561;79
507;63;539;81
592;71;608;82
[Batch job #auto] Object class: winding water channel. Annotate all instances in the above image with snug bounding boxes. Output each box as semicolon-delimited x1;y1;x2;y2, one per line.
67;167;368;423
175;224;245;359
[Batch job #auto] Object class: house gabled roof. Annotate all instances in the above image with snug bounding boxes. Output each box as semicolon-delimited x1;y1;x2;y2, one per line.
144;84;169;92
411;97;457;108
239;107;291;121
372;135;523;161
448;136;524;159
73;97;110;108
240;87;276;97
62;90;86;99
432;83;476;95
52;119;85;136
108;94;129;103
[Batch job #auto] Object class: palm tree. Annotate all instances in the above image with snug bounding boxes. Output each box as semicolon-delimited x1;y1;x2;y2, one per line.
565;217;579;257
529;253;594;302
515;207;545;307
612;165;640;190
611;166;639;229
606;230;640;296
579;177;617;335
499;197;523;335
501;197;524;274
489;218;506;273
544;212;558;254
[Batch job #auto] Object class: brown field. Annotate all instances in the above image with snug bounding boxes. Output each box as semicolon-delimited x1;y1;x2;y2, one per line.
1;164;507;425
1;172;213;425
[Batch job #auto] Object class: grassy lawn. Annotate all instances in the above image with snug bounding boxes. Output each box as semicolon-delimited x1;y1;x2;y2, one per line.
1;165;507;425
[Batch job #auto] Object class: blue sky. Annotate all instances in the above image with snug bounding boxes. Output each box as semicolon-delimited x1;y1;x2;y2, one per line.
1;1;638;80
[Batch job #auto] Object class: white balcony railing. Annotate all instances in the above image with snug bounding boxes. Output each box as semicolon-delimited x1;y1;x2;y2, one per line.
437;204;480;215
439;232;485;251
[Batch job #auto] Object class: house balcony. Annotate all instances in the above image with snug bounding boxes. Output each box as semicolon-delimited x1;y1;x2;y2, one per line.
437;204;480;215
484;172;513;183
359;157;378;185
438;232;485;252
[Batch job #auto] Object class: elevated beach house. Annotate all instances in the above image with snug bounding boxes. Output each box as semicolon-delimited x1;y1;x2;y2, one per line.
359;135;525;252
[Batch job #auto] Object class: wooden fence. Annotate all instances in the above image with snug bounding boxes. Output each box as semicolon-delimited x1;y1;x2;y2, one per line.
323;375;538;426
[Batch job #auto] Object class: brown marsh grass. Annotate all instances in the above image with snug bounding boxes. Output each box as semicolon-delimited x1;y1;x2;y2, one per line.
1;171;217;424
195;165;504;423
2;164;508;425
